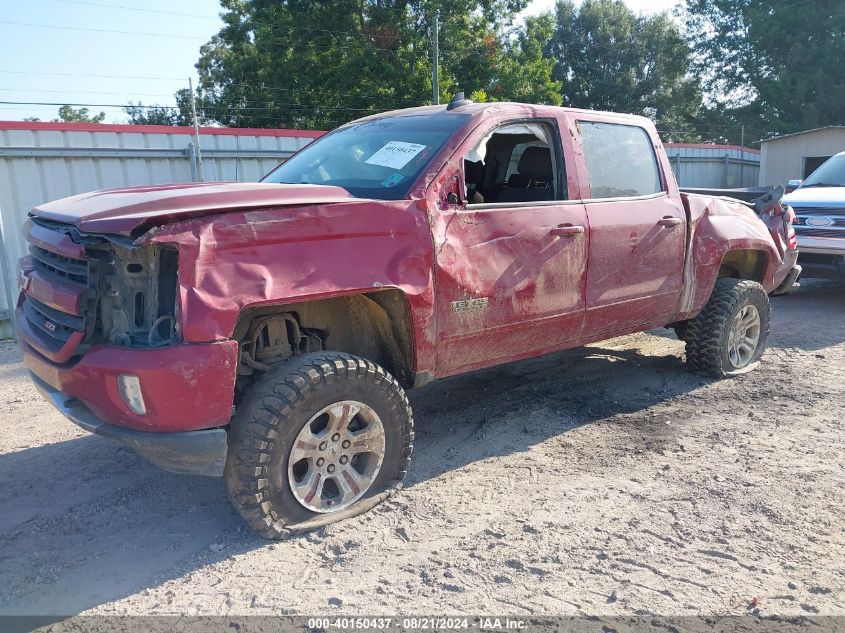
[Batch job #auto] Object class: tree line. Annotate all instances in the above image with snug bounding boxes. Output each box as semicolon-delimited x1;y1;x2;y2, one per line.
55;0;845;146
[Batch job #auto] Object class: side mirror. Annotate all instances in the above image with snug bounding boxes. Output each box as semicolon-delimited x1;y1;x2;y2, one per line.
447;192;460;205
786;179;802;193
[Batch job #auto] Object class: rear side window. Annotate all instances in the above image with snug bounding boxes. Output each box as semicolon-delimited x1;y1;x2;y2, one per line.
577;121;662;198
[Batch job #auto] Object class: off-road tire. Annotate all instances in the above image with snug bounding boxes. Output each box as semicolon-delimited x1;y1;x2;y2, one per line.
224;351;414;539
672;321;690;341
685;278;771;378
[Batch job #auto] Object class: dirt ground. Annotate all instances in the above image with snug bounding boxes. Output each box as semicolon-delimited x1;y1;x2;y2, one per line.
0;280;842;619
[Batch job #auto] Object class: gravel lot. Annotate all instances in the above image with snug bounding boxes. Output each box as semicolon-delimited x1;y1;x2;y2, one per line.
0;280;842;619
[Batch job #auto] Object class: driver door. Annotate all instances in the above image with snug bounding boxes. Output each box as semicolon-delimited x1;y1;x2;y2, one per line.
431;117;588;375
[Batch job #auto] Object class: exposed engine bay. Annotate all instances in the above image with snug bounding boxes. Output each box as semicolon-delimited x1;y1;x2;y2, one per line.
27;218;180;353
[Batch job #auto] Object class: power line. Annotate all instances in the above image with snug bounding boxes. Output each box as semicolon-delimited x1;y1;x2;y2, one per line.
0;69;187;81
0;19;207;40
0;82;428;107
39;0;408;42
0;100;178;110
0;100;406;114
263;39;410;55
226;82;426;105
0;67;428;105
0;20;414;53
42;0;219;20
264;23;405;43
0;88;178;99
0;20;410;51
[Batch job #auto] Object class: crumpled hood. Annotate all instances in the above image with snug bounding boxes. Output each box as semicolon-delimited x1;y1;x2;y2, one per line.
31;182;359;235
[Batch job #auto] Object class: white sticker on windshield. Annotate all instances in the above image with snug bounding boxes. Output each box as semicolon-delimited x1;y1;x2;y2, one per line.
365;141;427;170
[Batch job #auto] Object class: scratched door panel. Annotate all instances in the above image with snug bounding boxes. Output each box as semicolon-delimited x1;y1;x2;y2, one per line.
574;119;686;335
584;194;685;334
434;203;588;374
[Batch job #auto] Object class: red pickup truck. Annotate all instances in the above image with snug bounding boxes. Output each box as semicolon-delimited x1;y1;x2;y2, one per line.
17;97;799;538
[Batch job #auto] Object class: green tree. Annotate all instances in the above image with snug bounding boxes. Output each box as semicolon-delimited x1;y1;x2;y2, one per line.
125;102;180;126
549;0;701;139
684;0;845;139
192;0;560;129
486;15;562;105
53;105;106;123
124;90;196;126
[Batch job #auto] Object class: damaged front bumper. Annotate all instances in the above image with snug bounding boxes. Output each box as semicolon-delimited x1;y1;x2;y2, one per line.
18;325;238;477
772;265;802;295
771;250;802;295
30;372;228;476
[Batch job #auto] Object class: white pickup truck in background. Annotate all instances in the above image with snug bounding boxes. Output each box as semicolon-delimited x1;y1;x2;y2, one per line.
784;151;845;279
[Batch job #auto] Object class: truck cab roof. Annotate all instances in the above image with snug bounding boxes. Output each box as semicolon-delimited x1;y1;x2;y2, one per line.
352;101;657;129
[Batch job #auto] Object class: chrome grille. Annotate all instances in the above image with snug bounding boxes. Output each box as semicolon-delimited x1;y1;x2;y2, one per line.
790;206;845;215
792;205;845;241
794;227;845;238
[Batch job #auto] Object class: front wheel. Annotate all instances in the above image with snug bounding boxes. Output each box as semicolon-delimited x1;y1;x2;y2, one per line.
685;278;771;377
224;352;414;539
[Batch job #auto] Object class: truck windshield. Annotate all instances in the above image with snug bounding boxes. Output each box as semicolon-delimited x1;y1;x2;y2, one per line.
802;153;845;187
262;114;470;199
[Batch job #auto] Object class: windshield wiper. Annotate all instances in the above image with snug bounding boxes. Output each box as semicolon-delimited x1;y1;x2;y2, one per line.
802;182;845;188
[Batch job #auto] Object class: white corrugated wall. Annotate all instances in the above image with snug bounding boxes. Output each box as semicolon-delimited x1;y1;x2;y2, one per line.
0;122;320;334
664;144;760;189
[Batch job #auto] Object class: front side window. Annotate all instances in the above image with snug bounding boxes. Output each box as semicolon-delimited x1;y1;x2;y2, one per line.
461;121;563;205
263;114;470;199
577;121;662;199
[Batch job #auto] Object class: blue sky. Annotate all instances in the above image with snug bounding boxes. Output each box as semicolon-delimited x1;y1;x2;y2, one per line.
0;0;681;124
0;0;220;122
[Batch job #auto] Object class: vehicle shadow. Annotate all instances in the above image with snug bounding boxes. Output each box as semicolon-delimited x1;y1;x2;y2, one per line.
0;279;840;616
406;343;702;485
0;336;705;617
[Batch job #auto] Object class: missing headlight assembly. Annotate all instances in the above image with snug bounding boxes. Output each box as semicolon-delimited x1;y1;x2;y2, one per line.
93;241;179;348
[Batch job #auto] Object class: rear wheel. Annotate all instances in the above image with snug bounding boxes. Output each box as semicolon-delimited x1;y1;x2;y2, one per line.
224;351;414;539
685;278;771;377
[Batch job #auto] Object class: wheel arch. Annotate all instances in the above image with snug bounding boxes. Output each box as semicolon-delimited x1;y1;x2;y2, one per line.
718;248;768;281
233;289;416;388
675;194;787;321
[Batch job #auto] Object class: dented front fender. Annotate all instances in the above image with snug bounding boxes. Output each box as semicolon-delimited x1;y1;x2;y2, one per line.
140;200;438;370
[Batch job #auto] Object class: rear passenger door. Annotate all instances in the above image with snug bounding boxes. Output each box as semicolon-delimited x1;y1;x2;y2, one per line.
576;120;686;335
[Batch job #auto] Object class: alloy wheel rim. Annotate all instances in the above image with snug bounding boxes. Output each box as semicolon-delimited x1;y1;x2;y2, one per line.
287;400;385;513
727;304;761;369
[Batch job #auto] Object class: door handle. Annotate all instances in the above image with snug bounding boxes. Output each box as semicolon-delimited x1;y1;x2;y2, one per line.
658;216;682;228
550;224;585;237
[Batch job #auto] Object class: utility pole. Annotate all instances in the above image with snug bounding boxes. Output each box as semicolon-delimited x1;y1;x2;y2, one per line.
432;11;440;105
739;124;745;188
189;77;203;182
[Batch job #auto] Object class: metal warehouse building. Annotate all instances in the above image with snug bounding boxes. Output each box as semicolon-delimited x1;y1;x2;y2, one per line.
759;126;845;187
